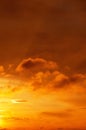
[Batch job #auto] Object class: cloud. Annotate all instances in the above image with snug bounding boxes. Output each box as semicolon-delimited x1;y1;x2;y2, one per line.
15;99;28;103
30;71;69;90
16;58;57;72
2;116;29;121
11;99;28;103
41;110;72;118
29;71;86;91
0;98;28;104
14;57;86;92
0;78;25;94
15;58;86;109
0;57;86;110
0;0;85;75
0;57;86;94
15;57;70;90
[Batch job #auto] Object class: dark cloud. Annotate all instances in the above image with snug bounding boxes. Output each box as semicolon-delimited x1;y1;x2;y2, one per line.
0;0;85;74
16;58;57;73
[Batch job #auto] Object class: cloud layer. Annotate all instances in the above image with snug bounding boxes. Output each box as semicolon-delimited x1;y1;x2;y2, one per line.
0;57;86;112
0;57;86;92
15;58;86;92
0;0;86;74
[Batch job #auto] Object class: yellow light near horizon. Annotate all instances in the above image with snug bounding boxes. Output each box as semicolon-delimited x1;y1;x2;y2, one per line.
0;115;5;127
0;76;86;129
0;109;13;128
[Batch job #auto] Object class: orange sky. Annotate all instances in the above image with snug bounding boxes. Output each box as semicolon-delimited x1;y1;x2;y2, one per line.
0;58;86;130
0;0;86;130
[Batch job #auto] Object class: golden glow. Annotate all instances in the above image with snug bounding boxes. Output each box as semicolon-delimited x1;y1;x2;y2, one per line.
0;115;4;126
0;74;86;129
11;99;19;104
0;112;8;128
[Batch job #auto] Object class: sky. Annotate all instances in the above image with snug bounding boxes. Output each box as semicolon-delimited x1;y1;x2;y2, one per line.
0;0;86;130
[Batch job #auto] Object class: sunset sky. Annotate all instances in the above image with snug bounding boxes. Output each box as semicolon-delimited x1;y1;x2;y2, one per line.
0;0;86;130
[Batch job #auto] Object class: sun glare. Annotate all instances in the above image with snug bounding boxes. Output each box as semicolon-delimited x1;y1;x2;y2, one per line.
11;99;19;104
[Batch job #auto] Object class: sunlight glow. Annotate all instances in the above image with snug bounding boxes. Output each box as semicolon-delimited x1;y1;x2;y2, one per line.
0;75;85;129
11;99;19;104
0;115;5;127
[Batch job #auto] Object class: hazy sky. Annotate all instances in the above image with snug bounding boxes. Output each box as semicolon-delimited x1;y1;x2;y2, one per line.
0;0;86;130
0;0;86;73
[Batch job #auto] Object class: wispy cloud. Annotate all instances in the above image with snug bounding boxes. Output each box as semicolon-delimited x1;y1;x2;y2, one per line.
41;110;72;118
